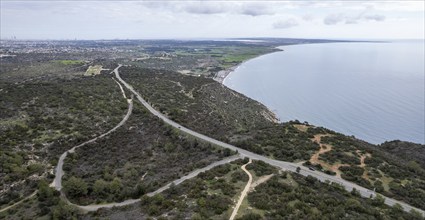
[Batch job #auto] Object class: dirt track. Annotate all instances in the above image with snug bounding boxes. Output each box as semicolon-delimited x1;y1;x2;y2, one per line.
229;159;252;220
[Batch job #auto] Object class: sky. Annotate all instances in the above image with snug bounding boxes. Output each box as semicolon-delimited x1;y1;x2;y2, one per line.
1;0;424;40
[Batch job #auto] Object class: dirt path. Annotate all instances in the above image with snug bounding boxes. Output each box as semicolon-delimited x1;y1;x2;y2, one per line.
51;78;133;191
356;150;372;180
357;150;371;168
2;76;132;214
310;135;333;165
229;159;253;220
250;174;274;191
75;155;242;212
309;134;350;177
112;64;425;216
112;77;128;99
0;191;37;213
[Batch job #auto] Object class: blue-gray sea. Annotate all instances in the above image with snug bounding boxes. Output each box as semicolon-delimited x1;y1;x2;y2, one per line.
224;41;424;144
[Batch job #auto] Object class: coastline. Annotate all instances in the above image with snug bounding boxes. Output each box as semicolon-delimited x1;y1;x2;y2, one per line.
213;47;283;84
216;47;285;124
217;43;424;145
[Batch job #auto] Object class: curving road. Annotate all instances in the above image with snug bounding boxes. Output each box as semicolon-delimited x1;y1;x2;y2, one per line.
2;77;133;213
115;65;424;216
51;83;133;191
74;155;241;212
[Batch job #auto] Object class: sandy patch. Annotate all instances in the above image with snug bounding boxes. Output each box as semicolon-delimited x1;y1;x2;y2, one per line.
309;134;349;177
294;124;309;132
356;150;372;180
85;65;107;76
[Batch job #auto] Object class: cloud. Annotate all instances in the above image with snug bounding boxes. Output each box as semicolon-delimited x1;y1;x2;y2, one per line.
240;4;274;16
324;12;386;25
184;3;226;14
273;18;299;29
324;13;345;25
139;1;275;16
364;14;386;21
302;14;314;21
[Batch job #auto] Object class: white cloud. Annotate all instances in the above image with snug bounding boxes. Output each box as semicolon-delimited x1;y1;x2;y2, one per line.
273;18;299;29
364;14;386;21
239;3;275;16
139;1;276;16
324;12;386;25
0;1;422;40
324;13;346;25
184;2;226;14
302;14;315;21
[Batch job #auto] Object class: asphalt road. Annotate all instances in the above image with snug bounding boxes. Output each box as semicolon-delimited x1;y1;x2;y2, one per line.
115;65;425;216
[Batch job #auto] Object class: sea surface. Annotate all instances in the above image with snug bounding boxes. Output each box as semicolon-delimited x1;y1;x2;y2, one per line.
224;41;425;144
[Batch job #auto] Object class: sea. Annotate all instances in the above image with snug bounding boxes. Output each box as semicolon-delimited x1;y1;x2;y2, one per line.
224;40;425;144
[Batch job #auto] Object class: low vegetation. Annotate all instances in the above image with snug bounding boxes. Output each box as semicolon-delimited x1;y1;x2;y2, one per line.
320;135;425;210
63;102;233;205
245;171;423;219
120;65;425;210
83;160;423;220
121;66;320;162
0;74;127;209
1;39;423;218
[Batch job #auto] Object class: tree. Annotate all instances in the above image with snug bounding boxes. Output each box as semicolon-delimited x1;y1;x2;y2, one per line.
37;179;59;215
51;201;78;220
351;188;361;197
237;213;264;220
373;180;384;193
63;176;87;198
93;179;109;197
407;161;422;174
37;179;54;201
133;183;146;198
391;203;404;214
371;194;385;207
110;177;122;196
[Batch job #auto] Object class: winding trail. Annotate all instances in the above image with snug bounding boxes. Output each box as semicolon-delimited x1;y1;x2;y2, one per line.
0;191;37;213
8;65;417;215
309;135;350;178
229;159;252;220
114;64;425;216
51;80;133;191
112;77;128;99
44;70;241;213
357;150;372;180
310;134;333;166
76;155;241;212
1;76;132;213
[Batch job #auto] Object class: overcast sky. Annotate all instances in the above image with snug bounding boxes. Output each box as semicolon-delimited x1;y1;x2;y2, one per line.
1;0;424;40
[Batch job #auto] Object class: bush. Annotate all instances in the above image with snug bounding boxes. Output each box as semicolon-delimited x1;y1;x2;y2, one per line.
63;176;87;198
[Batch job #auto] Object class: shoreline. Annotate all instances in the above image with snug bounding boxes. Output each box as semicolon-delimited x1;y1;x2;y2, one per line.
215;47;284;124
216;43;424;145
213;47;284;84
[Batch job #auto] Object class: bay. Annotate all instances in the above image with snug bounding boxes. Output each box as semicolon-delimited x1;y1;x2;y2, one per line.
224;41;425;144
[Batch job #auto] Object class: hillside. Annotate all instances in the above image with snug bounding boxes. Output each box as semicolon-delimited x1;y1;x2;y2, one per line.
379;140;425;168
0;39;423;219
120;65;425;211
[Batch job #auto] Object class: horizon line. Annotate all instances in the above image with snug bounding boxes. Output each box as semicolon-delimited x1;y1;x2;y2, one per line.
1;37;424;42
